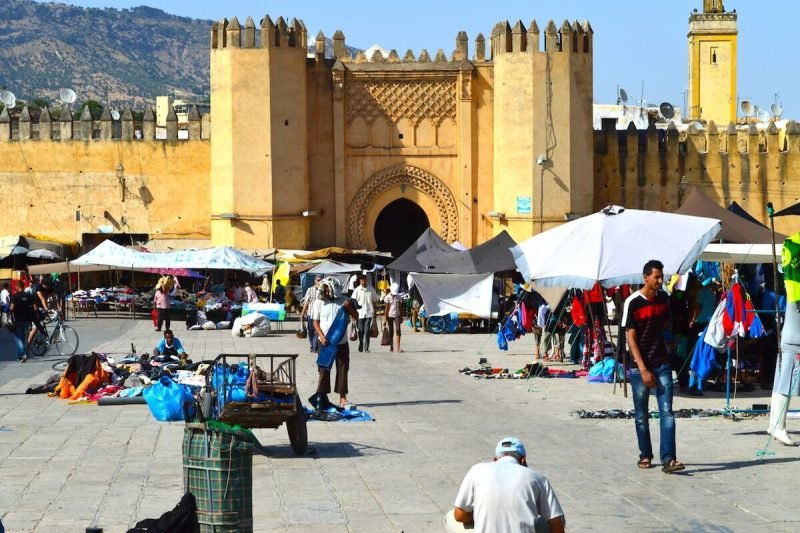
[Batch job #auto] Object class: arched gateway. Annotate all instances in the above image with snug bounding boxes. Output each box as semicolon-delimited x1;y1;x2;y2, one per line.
347;165;459;250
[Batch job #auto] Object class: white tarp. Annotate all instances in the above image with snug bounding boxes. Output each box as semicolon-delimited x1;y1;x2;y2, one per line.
700;243;782;264
308;260;363;274
410;273;493;318
71;240;273;273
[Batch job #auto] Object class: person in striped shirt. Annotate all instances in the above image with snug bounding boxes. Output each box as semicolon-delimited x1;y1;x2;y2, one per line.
622;259;685;474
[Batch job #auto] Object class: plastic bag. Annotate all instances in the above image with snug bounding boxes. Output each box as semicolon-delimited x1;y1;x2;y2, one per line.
317;307;349;370
296;319;307;339
143;376;195;422
369;319;379;338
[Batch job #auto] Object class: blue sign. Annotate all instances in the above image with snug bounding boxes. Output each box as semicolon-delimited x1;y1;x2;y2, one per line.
516;196;532;215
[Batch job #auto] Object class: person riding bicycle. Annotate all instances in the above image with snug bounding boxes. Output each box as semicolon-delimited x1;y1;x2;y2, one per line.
27;277;52;348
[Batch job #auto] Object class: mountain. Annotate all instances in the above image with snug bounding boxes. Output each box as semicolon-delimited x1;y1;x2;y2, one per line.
0;0;212;108
0;1;364;110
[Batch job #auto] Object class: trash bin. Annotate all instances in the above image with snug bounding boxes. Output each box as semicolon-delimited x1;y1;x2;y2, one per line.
183;422;255;533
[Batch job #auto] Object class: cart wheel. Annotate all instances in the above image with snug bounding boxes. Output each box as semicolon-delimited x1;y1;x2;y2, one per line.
427;316;445;334
287;395;308;455
201;391;213;420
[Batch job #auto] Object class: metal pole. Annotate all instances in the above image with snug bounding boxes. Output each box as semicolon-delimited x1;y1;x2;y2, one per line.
767;202;782;366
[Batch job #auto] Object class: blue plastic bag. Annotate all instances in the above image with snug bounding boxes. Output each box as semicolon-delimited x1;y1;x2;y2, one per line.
143;376;196;421
317;306;349;370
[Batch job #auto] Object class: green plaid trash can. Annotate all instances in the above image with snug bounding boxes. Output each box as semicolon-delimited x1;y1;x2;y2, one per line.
183;422;255;533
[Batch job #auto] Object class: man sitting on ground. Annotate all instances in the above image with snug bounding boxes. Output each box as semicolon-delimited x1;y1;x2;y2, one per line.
153;329;189;364
448;437;565;533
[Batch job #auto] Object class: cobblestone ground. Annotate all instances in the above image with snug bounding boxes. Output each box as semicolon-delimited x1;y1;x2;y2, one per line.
0;317;798;532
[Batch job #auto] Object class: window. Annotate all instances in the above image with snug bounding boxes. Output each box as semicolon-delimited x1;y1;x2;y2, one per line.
710;47;718;65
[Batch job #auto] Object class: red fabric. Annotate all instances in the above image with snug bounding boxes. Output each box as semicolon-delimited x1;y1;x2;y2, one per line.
585;283;604;304
151;309;158;327
520;303;532;332
722;284;754;336
571;295;586;326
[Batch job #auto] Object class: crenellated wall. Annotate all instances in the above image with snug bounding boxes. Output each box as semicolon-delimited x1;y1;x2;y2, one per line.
593;119;800;236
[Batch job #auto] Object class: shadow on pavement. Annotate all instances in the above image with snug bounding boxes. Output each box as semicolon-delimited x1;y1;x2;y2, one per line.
359;399;462;407
685;456;800;474
256;440;402;459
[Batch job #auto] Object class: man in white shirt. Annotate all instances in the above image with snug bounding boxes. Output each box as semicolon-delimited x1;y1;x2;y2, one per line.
0;282;10;325
448;437;565;533
351;275;379;352
312;277;359;408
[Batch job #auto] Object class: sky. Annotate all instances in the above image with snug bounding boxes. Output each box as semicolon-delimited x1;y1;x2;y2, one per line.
34;0;800;119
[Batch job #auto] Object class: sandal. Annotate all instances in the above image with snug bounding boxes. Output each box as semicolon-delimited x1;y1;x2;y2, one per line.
637;457;653;469
662;459;686;474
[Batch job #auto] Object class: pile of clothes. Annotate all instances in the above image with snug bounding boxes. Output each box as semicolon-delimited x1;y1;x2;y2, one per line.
68;286;143;307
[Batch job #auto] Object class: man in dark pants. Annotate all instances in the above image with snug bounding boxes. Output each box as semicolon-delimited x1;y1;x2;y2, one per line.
10;280;37;363
622;259;686;474
300;275;322;353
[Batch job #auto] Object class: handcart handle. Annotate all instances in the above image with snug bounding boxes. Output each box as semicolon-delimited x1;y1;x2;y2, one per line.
183;399;205;423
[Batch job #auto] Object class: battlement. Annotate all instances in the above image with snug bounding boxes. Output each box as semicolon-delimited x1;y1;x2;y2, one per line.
491;19;592;56
594;119;799;156
211;16;307;51
0;103;209;142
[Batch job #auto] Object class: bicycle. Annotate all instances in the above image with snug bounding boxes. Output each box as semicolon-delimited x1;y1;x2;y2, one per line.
28;309;80;357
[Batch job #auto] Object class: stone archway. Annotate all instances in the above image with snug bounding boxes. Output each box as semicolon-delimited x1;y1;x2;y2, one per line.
347;165;458;249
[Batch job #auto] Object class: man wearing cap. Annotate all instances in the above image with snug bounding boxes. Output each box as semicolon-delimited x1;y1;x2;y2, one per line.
300;275;323;353
449;437;565;533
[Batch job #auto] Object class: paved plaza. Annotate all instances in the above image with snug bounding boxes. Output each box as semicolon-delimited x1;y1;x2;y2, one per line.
0;316;798;532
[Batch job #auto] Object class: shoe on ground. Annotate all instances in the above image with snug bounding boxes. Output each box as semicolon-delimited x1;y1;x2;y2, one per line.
18;355;27;363
358;346;363;352
771;428;796;446
364;348;370;353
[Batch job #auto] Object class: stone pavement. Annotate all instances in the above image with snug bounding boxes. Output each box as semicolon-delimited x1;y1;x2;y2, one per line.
1;317;798;532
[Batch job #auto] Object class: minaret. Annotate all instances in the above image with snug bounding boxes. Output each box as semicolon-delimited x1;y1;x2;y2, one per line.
688;0;737;124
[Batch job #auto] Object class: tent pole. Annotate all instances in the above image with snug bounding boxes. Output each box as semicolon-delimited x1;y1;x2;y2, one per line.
767;202;782;369
131;265;135;320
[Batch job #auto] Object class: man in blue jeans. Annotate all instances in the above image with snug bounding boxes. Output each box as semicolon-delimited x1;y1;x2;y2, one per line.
622;259;686;474
10;280;37;363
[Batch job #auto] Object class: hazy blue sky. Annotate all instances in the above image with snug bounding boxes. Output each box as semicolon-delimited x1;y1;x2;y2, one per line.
35;0;800;118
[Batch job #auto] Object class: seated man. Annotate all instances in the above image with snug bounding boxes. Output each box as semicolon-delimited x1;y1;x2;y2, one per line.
447;437;565;533
153;329;189;364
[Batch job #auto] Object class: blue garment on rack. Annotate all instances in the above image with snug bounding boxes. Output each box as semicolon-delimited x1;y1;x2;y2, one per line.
689;326;718;391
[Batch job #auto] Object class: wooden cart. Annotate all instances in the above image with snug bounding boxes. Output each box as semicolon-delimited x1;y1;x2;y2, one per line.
203;353;308;455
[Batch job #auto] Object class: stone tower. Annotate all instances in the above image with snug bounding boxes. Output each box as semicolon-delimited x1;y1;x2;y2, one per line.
491;19;594;233
688;0;737;125
209;16;310;249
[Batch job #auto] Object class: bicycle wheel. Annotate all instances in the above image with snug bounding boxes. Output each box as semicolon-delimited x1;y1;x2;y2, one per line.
28;331;48;357
55;325;80;356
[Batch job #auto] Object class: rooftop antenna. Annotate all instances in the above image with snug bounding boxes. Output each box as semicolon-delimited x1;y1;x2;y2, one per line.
0;89;16;110
757;107;770;123
638;81;646;119
771;92;783;120
617;86;628;106
110;109;121;121
58;88;77;106
659;102;675;120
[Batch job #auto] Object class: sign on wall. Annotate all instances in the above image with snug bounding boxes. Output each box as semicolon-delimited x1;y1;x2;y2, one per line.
516;196;532;215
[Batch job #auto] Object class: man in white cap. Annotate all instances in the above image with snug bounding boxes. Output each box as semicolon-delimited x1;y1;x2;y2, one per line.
448;437;565;533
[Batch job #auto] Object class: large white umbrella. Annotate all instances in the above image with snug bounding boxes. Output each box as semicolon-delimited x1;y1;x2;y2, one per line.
27;249;61;260
511;205;722;289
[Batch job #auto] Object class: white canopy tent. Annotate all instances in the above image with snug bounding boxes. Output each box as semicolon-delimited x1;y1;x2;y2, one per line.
410;273;494;318
307;260;363;275
699;243;782;264
70;240;273;273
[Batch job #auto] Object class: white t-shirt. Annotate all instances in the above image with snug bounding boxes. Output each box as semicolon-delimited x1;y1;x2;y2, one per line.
454;456;564;533
0;288;9;306
352;285;378;318
312;296;348;345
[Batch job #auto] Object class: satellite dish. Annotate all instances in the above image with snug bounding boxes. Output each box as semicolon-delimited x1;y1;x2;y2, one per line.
618;87;629;105
757;109;770;123
660;102;675;119
692;121;704;131
740;100;754;117
111;109;121;121
771;103;783;119
59;88;77;104
0;90;16;108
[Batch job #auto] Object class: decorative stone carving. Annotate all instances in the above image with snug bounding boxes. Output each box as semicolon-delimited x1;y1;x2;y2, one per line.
346;79;457;125
347;165;459;248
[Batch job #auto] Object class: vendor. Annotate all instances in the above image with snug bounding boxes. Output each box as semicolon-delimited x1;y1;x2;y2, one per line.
153;329;189;363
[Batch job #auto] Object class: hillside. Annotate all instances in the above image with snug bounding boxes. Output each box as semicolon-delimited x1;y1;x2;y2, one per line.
0;0;213;108
0;1;365;110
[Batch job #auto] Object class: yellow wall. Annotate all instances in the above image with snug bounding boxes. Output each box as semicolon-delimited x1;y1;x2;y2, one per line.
0;140;210;243
688;13;737;125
